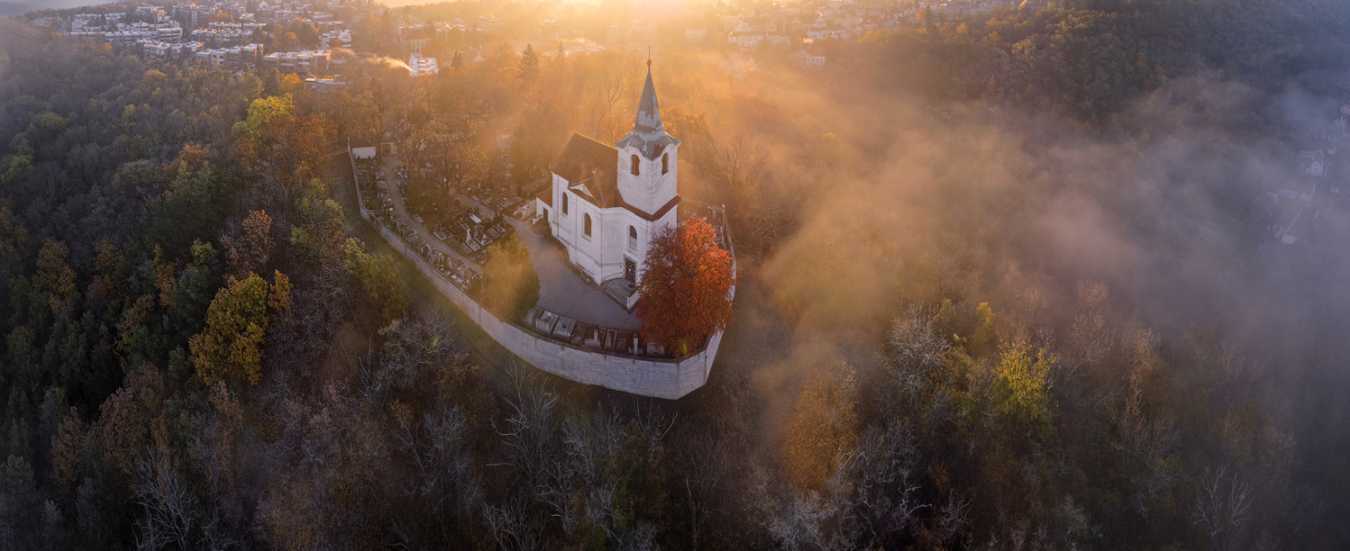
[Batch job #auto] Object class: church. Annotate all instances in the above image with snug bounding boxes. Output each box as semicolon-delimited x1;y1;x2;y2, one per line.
535;61;681;310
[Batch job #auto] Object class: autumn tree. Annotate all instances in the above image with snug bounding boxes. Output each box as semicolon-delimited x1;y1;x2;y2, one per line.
224;209;274;275
782;361;860;491
234;95;293;171
188;272;291;386
233;95;332;185
993;339;1056;434
635;218;734;355
94;366;165;478
480;233;539;321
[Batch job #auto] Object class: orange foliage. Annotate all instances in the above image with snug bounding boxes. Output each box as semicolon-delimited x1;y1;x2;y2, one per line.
783;362;859;491
635;217;734;355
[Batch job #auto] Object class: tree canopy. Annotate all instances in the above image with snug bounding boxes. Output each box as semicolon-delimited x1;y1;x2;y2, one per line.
635;217;734;355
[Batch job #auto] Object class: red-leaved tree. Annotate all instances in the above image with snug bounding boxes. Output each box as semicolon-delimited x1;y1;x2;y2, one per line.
636;217;734;355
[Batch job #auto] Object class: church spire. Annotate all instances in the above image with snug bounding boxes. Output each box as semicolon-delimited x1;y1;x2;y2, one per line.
634;54;663;134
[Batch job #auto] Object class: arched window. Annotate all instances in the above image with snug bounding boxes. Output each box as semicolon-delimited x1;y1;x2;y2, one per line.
630;154;640;176
628;225;637;250
661;153;669;174
561;192;568;215
583;213;592;238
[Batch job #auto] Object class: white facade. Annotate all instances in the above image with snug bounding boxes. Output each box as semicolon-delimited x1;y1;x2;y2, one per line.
537;64;681;307
547;177;677;287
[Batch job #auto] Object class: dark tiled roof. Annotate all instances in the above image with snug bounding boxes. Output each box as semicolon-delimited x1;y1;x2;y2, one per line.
551;133;619;207
550;132;680;220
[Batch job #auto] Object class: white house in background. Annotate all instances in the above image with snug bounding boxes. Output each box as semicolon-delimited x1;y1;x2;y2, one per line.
536;61;681;309
409;51;439;77
794;49;827;67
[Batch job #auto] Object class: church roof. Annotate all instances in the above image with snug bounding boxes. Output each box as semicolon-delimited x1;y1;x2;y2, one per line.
551;133;620;208
550;132;681;221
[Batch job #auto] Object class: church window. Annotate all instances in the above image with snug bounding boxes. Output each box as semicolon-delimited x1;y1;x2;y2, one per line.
562;193;568;215
628;226;637;250
662;153;669;174
584;214;593;239
631;154;640;176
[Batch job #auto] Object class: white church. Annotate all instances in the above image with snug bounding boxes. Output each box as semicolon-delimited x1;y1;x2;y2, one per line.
535;61;681;310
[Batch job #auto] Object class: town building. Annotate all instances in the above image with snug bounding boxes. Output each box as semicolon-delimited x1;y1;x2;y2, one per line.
408;51;439;77
262;49;330;74
536;62;681;309
193;43;264;69
139;39;202;58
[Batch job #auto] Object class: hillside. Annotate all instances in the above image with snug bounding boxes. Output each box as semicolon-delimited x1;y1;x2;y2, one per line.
2;1;1350;548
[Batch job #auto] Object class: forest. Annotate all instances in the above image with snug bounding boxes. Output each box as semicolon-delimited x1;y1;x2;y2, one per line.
3;0;1350;549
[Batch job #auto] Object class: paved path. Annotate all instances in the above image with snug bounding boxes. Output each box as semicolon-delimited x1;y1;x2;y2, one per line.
375;156;638;330
507;218;642;330
377;159;482;275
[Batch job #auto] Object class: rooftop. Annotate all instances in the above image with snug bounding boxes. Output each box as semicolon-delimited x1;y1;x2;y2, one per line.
551;133;619;206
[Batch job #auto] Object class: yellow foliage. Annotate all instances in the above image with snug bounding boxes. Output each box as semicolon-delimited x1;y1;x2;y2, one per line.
783;361;860;491
995;340;1055;431
190;273;275;386
271;270;293;312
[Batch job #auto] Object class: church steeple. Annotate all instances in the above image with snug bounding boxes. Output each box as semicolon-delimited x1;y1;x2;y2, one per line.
617;55;679;163
634;56;663;134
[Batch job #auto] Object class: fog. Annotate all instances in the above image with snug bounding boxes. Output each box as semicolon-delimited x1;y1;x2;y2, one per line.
629;43;1350;542
10;0;116;11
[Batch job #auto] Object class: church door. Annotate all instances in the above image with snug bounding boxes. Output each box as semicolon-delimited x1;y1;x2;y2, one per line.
624;257;637;286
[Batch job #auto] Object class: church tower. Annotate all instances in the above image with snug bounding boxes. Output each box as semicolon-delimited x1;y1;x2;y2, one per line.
616;59;680;217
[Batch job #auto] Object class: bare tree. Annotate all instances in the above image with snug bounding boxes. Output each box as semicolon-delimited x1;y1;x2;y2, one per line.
492;364;559;488
485;497;542;551
1193;467;1253;551
133;449;197;551
836;422;930;547
393;402;481;541
586;61;632;141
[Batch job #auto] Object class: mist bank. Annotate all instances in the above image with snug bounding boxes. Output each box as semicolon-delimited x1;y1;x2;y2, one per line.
689;26;1350;550
1;0;116;15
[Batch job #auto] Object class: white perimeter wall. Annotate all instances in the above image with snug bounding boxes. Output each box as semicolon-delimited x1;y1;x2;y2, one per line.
354;158;727;399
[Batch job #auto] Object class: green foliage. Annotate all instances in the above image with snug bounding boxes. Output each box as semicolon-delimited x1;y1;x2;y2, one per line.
236;95;295;148
290;180;347;265
34;240;76;317
342;238;408;324
150;157;227;256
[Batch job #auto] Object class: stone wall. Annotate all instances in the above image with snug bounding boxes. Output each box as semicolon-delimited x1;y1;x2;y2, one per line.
350;151;728;399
